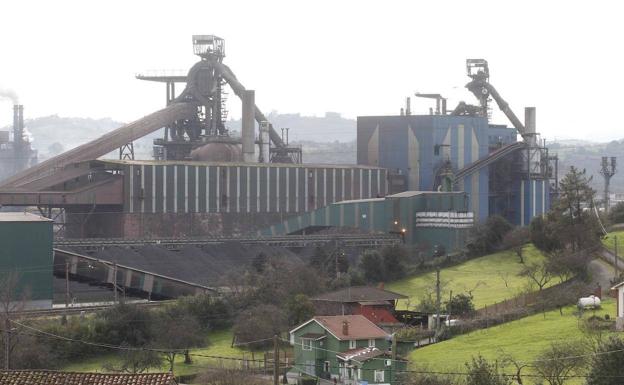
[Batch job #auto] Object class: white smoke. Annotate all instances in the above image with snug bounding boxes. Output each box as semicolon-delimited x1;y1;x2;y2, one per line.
0;87;19;104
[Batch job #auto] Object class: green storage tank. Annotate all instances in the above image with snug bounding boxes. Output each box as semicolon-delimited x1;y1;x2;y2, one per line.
0;212;53;309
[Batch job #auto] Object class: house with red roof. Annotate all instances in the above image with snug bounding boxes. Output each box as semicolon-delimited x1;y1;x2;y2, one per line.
289;315;407;385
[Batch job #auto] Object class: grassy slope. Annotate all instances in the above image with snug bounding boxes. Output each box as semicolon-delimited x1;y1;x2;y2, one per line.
602;230;624;254
387;245;549;309
63;329;255;376
409;299;616;382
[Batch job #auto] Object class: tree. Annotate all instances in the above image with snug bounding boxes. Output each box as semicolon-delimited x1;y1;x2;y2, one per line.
608;201;624;224
465;355;511;385
102;343;162;373
93;303;156;347
554;166;602;252
502;227;529;263
0;271;30;369
360;250;384;282
521;263;552;291
529;215;561;253
586;336;624;385
155;310;205;372
445;293;475;317
381;245;407;280
232;304;287;348
285;294;315;326
467;216;514;257
533;341;587;385
197;368;268;385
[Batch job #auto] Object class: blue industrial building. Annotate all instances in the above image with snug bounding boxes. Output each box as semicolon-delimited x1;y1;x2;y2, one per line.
356;113;551;226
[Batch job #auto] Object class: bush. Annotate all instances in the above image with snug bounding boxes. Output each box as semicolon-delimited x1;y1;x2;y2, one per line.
465;355;511;385
587;336;624;385
445;293;475;317
608;202;624;224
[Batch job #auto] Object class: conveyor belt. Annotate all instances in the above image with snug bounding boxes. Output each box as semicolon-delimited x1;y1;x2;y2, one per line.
0;102;197;189
454;141;526;182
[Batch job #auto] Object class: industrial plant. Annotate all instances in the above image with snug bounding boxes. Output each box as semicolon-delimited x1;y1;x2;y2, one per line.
0;36;561;307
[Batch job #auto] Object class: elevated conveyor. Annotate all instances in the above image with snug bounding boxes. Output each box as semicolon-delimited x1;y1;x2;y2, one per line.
453;141;526;182
0;103;197;189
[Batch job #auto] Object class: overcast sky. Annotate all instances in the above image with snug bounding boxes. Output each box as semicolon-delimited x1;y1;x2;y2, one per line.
0;0;622;142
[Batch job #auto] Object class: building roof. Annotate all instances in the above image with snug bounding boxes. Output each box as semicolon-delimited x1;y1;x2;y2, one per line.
336;347;388;362
93;159;385;170
312;315;389;340
0;212;52;222
386;191;464;198
312;286;407;303
0;371;176;385
611;281;624;290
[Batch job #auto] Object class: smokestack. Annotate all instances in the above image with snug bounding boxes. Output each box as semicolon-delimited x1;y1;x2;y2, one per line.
13;105;24;144
259;121;270;163
524;107;536;143
342;320;349;336
406;97;411;116
242;90;255;162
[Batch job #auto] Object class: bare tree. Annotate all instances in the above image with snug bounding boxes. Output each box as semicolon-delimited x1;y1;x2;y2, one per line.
521;263;552;291
533;341;587;385
197;368;269;385
0;271;29;369
502;227;529;264
155;311;205;372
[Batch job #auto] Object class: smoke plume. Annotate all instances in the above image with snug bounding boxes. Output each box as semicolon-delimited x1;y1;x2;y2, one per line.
0;87;19;104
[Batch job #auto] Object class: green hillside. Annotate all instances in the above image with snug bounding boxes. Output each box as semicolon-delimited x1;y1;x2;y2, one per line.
602;230;624;254
409;300;616;383
387;245;550;309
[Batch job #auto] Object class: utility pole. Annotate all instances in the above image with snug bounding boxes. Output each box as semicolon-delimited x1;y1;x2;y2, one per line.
273;334;279;385
65;261;70;309
435;267;441;332
113;262;118;304
615;235;619;280
4;317;10;369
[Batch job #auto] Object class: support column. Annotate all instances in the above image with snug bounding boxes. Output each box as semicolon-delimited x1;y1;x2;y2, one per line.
242;90;256;163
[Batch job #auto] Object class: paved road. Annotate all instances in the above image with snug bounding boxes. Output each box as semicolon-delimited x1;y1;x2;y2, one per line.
588;258;616;290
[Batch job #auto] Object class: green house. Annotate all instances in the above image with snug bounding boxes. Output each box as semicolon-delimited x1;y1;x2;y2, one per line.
289;315;407;385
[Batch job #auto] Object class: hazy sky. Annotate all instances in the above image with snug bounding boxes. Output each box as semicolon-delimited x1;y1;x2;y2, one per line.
0;0;622;142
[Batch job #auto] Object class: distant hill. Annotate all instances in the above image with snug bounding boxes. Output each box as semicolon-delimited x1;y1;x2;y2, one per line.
549;139;624;194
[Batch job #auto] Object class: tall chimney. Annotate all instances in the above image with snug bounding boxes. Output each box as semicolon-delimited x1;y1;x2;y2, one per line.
342;320;349;336
242;90;255;162
13;105;24;145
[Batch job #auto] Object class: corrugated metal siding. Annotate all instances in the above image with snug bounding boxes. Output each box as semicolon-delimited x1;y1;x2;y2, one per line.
0;220;53;301
123;164;387;214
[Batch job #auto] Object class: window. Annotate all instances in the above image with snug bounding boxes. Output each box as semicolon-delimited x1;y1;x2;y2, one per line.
368;339;375;347
349;340;356;349
323;361;330;373
302;338;312;351
385;359;392;367
374;370;385;383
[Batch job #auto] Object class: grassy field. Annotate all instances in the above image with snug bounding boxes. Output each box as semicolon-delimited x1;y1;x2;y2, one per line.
602;230;624;254
63;329;259;377
387;245;550;309
409;299;617;384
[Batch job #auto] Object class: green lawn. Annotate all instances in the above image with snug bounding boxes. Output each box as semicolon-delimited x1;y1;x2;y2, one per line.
409;299;617;384
387;245;550;309
63;329;258;377
602;230;624;254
